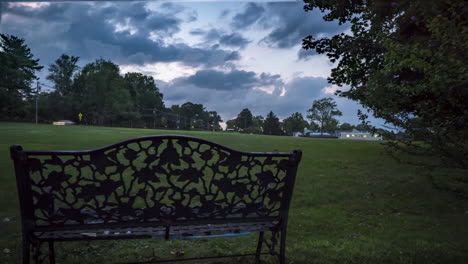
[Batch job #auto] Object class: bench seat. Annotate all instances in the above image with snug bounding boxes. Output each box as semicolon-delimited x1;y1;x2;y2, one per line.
33;221;279;241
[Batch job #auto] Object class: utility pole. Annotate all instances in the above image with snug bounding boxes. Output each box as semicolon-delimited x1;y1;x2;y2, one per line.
35;80;39;124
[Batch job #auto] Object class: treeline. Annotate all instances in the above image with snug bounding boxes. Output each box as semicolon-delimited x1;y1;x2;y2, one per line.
1;33;372;136
226;97;377;136
0;34;223;130
226;109;309;136
226;109;288;135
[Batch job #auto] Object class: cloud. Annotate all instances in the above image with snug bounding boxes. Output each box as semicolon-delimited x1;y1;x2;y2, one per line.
219;9;230;19
1;1;378;126
170;69;282;92
144;15;180;35
160;72;381;126
264;3;346;49
231;3;265;29
190;28;250;49
193;28;222;41
231;2;347;51
189;28;205;36
160;71;329;121
219;33;250;48
185;70;257;90
297;48;317;60
1;2;238;67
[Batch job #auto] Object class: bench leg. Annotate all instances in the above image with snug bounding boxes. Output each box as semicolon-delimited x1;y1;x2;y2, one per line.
22;237;30;264
48;242;56;264
279;228;287;264
32;242;40;264
255;231;264;264
29;240;53;264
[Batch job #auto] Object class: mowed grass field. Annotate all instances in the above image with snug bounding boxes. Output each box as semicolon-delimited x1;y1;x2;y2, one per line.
0;122;467;264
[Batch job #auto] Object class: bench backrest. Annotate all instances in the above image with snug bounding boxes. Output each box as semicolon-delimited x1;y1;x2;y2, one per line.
11;135;301;229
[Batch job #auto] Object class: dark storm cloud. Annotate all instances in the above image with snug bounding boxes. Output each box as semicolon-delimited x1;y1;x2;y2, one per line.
297;48;317;60
260;2;345;49
185;70;257;90
190;28;250;49
231;3;265;29
219;33;250;48
144;15;180;34
160;70;330;121
0;2;4;24
1;2;238;67
231;2;346;51
173;69;281;91
161;73;374;125
203;29;222;42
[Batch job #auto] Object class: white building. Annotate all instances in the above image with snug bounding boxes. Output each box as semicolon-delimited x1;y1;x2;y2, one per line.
338;129;382;140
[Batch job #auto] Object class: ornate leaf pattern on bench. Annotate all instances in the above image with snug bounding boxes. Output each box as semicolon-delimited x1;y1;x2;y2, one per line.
25;137;292;226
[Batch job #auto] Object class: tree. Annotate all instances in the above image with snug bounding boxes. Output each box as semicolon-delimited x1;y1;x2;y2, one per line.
124;72;163;110
225;119;237;130
308;122;320;132
302;0;468;168
37;91;68;123
166;105;182;129
355;123;368;132
166;103;220;130
124;72;164;128
244;115;264;134
235;108;253;130
73;59;131;126
322;118;339;133
307;97;342;134
207;111;223;130
229;112;263;133
339;122;354;131
252;115;264;128
0;34;43;120
179;102;208;129
283;112;308;136
46;54;79;96
263;111;283;135
42;54;80;122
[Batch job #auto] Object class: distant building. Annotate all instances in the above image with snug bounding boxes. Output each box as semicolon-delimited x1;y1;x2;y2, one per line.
293;132;302;137
52;120;76;126
338;129;382;140
296;128;338;138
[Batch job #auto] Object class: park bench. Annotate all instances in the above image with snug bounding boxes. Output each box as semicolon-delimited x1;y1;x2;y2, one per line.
10;135;302;264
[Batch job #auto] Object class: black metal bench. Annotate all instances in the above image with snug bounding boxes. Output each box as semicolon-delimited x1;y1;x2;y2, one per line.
10;135;302;264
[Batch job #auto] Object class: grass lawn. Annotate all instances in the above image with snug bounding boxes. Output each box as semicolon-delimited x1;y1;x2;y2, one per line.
0;122;467;264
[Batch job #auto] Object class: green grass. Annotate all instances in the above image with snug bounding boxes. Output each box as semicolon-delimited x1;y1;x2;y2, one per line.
0;122;467;264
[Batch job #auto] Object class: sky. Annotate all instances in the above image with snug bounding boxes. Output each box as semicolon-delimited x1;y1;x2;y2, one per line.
0;1;382;126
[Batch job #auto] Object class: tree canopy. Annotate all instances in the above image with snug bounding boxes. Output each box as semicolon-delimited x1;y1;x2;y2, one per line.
338;122;353;131
166;102;222;130
73;59;132;126
263;111;283;135
307;97;342;134
0;34;43;120
235;108;253;130
283;112;308;135
302;0;468;168
47;54;79;96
